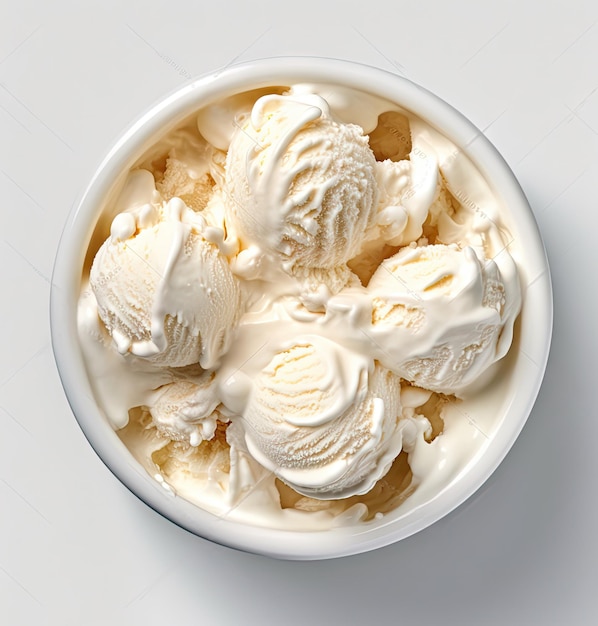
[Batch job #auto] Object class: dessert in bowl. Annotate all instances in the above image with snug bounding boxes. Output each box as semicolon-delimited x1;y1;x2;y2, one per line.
50;57;552;559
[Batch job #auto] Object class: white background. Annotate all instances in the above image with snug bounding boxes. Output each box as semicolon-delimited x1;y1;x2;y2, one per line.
1;1;596;624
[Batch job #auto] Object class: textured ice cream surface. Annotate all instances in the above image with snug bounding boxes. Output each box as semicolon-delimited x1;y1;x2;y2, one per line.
157;157;215;213
238;339;409;499
155;130;221;212
147;372;221;446
223;92;377;272
357;130;439;260
134;124;226;212
369;242;518;394
90;196;242;369
348;124;444;285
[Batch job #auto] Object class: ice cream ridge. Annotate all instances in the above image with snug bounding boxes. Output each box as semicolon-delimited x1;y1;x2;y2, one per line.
78;84;521;529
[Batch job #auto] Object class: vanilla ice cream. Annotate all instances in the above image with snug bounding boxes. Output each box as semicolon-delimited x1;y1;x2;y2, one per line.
223;92;377;272
368;132;439;247
240;339;410;499
147;372;221;446
90;193;242;369
368;242;518;394
77;80;523;532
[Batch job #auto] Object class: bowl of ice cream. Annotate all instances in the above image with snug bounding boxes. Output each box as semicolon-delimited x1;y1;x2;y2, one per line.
50;57;552;560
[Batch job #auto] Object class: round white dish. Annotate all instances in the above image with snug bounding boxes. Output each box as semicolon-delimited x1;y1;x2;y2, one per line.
50;57;552;560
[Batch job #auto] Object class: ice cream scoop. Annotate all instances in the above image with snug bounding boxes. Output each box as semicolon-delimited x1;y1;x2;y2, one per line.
369;242;519;394
90;196;242;369
223;92;377;271
239;338;409;499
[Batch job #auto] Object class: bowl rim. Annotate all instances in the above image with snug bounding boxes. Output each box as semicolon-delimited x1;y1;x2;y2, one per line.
50;55;553;560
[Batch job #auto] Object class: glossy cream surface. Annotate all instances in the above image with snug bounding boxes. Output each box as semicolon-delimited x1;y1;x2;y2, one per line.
77;81;522;530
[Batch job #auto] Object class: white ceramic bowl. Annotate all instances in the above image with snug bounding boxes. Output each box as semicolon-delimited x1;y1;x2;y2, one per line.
50;57;552;560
